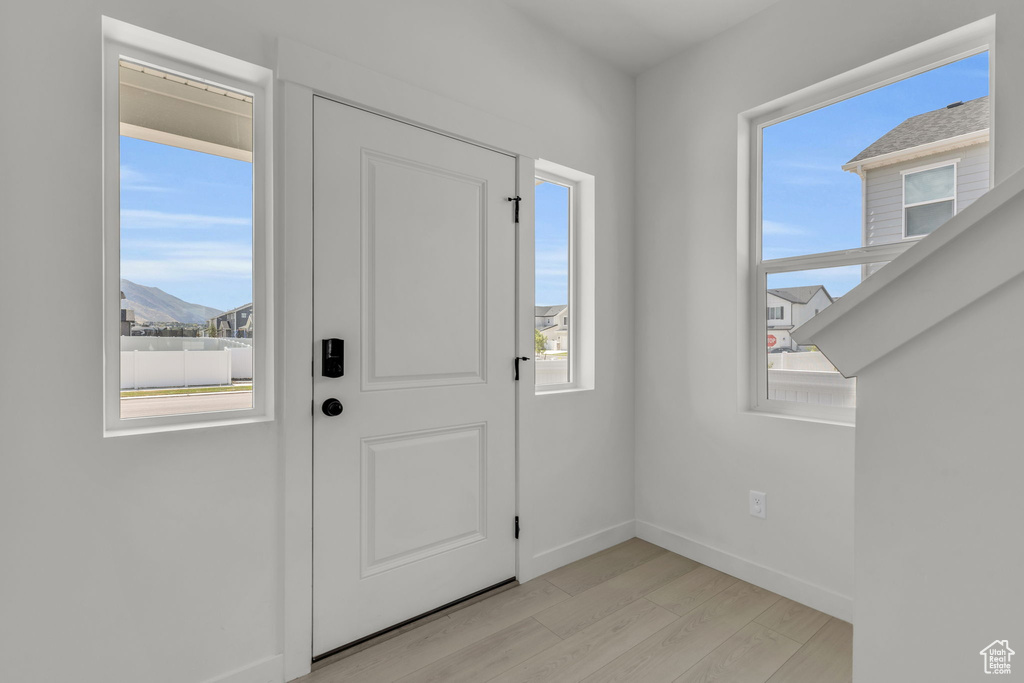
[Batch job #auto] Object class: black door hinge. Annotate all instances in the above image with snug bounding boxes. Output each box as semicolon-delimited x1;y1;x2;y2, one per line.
514;356;529;381
506;195;522;224
514;515;520;540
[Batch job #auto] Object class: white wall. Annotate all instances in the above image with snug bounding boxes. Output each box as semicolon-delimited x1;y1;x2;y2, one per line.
635;0;1024;621
855;272;1024;681
0;2;635;682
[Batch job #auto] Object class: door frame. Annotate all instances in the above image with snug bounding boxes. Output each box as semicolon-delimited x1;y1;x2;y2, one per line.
278;38;540;682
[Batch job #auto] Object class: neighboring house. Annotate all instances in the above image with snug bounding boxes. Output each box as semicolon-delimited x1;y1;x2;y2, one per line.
767;286;833;352
208;303;254;338
534;304;568;352
844;96;990;277
119;290;135;336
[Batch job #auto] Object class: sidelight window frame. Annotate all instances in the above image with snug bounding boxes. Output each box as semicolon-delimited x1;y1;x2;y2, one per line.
101;17;275;436
533;159;595;394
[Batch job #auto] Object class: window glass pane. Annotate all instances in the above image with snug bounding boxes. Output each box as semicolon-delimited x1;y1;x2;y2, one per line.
765;264;887;407
904;165;954;204
762;51;988;260
535;180;570;386
119;61;254;419
906;200;954;237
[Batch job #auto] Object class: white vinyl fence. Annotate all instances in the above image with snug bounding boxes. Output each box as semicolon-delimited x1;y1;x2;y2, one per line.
120;347;253;389
768;352;855;407
535;358;568;385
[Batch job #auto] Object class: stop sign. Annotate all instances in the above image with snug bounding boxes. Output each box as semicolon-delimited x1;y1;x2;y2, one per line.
767;334;777;348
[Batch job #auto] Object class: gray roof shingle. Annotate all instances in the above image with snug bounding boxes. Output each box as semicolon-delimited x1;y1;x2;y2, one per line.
847;96;989;164
768;286;832;305
534;305;566;317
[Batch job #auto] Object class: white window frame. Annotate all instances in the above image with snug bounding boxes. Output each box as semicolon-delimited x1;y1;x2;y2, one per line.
102;17;274;435
901;160;958;239
741;20;993;424
534;159;595;394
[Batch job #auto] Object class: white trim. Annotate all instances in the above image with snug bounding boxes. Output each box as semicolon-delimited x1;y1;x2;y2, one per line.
101;17;275;436
518;520;636;583
741;18;993;424
120;122;253;163
279;42;554;682
899;157;962;177
636;521;854;623
200;655;284;683
841;129;986;172
277;37;540;161
280;82;315;683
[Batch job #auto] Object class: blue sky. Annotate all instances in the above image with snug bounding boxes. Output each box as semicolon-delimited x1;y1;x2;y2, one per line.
763;51;988;295
535;181;570;306
120;137;253;312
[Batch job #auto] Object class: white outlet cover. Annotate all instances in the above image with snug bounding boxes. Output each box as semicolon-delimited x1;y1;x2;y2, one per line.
749;490;767;519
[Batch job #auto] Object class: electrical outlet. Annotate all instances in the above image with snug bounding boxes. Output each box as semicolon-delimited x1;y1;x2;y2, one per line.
749;490;767;519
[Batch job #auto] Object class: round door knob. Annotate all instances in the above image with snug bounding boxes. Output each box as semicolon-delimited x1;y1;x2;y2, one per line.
322;398;344;417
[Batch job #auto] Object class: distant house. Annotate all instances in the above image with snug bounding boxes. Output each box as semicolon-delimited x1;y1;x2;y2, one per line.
119;290;135;336
844;96;990;277
208;303;254;338
534;304;568;352
766;286;833;352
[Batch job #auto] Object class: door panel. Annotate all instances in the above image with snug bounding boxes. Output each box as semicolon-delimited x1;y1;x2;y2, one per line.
312;96;517;656
361;151;488;388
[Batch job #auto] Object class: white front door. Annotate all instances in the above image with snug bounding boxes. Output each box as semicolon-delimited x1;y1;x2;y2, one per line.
312;96;518;657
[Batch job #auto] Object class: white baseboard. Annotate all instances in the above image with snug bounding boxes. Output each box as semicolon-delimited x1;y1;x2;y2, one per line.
636;521;853;622
520;520;636;582
202;655;284;683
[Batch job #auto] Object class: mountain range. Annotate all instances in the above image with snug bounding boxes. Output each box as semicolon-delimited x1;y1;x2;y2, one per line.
120;279;224;324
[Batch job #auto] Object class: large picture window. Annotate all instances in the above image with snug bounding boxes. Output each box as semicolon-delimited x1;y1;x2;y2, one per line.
103;19;273;434
750;35;991;422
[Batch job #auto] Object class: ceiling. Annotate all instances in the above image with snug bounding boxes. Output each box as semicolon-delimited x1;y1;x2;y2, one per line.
501;0;783;74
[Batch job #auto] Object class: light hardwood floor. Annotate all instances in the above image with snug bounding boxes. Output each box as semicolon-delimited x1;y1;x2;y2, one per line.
302;539;852;683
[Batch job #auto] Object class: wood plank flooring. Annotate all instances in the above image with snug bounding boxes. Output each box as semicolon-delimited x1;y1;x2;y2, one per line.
301;539;852;683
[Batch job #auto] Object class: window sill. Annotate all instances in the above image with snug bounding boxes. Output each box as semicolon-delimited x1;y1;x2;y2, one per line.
104;412;274;438
534;384;593;396
744;404;854;428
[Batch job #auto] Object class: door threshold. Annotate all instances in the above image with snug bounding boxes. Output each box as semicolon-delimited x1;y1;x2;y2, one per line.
311;577;518;669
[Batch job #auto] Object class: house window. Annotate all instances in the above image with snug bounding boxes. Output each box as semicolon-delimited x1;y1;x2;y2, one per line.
749;32;990;422
904;163;956;237
533;160;595;392
103;18;273;434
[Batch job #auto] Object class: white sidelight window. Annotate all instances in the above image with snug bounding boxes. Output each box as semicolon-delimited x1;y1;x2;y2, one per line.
102;18;274;434
746;23;992;423
903;163;957;237
533;159;595;393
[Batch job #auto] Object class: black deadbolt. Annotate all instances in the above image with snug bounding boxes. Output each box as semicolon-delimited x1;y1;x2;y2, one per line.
322;398;344;417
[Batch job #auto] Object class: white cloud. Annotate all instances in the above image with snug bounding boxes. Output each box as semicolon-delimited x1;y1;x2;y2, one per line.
121;258;252;283
121;240;252;283
124;239;252;259
121;209;251;230
120;165;172;192
761;220;808;237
